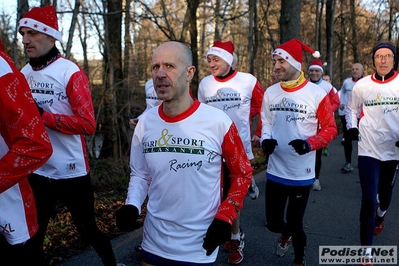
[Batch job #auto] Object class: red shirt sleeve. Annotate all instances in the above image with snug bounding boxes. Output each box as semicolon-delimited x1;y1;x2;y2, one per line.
328;87;340;112
42;69;96;135
0;64;52;193
307;95;338;150
215;123;253;225
250;80;265;137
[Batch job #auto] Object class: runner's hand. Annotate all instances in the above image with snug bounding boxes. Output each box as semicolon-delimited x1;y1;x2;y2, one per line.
261;139;278;155
203;218;231;256
116;205;141;231
288;139;310;155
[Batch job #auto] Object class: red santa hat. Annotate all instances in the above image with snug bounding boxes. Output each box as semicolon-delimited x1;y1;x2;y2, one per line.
17;6;62;42
273;38;320;71
206;40;235;66
309;59;327;73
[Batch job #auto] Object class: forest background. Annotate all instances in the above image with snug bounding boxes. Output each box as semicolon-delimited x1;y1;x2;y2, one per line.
0;0;399;264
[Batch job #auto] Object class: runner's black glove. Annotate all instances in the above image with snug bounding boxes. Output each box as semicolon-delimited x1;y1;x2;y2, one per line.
395;141;399;148
261;139;278;155
289;139;310;155
347;128;359;141
203;218;231;256
116;205;141;231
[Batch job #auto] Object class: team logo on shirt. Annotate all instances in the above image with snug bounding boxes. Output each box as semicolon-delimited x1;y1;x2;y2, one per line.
204;88;244;112
269;97;308;114
143;129;205;155
27;76;55;95
203;88;241;103
66;163;76;171
143;129;212;172
364;94;399;114
364;94;399;106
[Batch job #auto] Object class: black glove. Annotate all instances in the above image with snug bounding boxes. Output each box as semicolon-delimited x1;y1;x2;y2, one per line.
35;102;44;116
347;128;359;141
202;218;231;256
261;139;278;155
395;141;399;148
115;205;141;231
288;139;310;155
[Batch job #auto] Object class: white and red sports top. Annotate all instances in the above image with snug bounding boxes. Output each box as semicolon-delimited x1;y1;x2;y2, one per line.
347;71;399;161
261;80;337;184
21;57;96;179
198;71;264;160
0;49;52;244
126;100;253;263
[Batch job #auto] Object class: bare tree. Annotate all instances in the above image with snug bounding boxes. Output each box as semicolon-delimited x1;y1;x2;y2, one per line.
14;0;29;66
280;0;301;42
65;0;80;58
76;3;89;74
325;0;336;78
247;0;258;74
314;0;321;49
101;0;124;158
350;0;359;63
186;0;200;94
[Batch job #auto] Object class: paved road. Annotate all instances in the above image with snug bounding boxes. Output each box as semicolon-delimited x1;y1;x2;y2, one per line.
60;134;399;266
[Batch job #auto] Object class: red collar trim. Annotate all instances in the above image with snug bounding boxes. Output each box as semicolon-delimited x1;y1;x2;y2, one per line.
371;70;398;83
158;99;200;122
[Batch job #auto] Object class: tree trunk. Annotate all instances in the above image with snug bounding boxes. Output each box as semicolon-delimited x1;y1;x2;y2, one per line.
65;0;81;59
315;0;320;50
15;0;29;67
77;4;89;74
338;0;347;85
102;0;123;158
280;0;301;43
187;0;200;95
248;0;258;74
317;0;323;51
350;0;358;63
325;0;336;78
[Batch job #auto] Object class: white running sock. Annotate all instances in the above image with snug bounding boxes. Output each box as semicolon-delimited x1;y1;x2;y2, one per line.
377;207;386;217
231;232;240;240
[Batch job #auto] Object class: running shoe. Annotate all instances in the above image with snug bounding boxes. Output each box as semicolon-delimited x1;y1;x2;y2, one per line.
312;179;321;191
292;260;306;266
276;235;292;257
224;228;245;251
341;163;353;173
228;237;245;264
248;178;259;200
374;205;386;235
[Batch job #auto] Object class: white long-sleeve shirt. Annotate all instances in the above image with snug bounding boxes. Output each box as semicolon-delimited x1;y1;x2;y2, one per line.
126;100;252;263
347;71;399;161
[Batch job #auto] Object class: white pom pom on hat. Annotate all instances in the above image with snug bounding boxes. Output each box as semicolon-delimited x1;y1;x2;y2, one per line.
312;51;321;58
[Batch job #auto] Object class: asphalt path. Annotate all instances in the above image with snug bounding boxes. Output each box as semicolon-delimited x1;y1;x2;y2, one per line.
60;133;399;266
